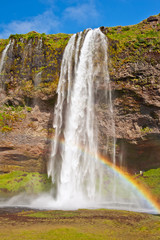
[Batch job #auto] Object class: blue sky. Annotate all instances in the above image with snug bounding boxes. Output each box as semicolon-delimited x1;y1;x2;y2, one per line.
0;0;160;38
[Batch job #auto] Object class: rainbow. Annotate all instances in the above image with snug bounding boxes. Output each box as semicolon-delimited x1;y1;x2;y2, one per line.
98;153;160;213
49;136;160;213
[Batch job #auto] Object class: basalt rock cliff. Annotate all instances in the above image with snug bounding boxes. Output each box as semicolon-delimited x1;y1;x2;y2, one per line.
0;15;160;174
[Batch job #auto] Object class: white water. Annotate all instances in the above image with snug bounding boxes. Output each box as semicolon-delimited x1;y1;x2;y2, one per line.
0;39;15;88
0;40;11;74
48;28;115;203
34;38;43;87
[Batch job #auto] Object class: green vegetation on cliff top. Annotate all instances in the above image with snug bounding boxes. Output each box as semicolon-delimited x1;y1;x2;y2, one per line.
0;39;9;52
106;15;160;70
107;15;160;48
107;24;160;45
9;31;71;50
0;31;71;55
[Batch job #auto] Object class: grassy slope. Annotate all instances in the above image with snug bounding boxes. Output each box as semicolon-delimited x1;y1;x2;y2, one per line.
0;209;160;240
107;22;160;48
137;168;160;201
0;168;159;204
0;171;51;197
0;32;71;51
106;15;160;75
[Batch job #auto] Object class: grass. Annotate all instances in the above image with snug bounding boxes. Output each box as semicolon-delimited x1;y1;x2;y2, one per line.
0;167;159;202
45;33;71;50
9;32;71;51
0;171;51;196
107;23;160;49
0;39;9;52
0;228;104;240
137;168;160;200
0;209;160;239
0;168;159;239
26;210;79;219
106;15;160;72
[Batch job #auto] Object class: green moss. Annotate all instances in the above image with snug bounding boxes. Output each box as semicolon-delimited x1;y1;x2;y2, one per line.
107;22;160;44
0;39;9;53
21;80;34;96
107;16;160;70
9;32;71;49
140;126;152;134
44;33;71;50
1;125;12;132
0;105;27;132
27;211;79;219
26;106;32;112
0;171;51;196
38;80;59;95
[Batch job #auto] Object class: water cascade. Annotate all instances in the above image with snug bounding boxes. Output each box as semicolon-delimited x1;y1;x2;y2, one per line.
46;29;132;210
34;38;43;87
0;40;12;88
48;28;115;205
0;40;11;73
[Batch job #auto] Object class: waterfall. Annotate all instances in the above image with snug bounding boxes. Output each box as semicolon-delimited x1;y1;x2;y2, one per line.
48;28;116;204
0;40;11;73
34;38;43;87
0;39;15;89
0;39;12;82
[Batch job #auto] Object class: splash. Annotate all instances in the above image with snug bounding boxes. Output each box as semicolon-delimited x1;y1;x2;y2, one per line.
1;137;159;213
48;137;160;213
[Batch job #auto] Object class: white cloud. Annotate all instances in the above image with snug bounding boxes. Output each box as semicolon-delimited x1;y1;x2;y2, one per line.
63;2;99;25
0;10;60;39
0;0;100;39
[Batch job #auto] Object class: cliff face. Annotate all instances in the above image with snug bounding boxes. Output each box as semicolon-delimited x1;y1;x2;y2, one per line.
0;32;71;101
0;15;160;174
0;32;71;173
102;15;160;172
